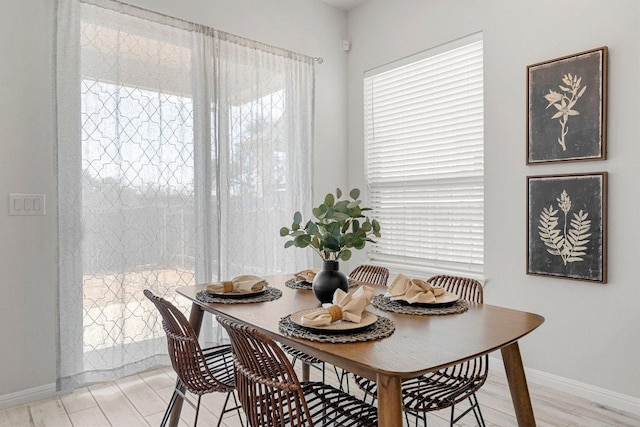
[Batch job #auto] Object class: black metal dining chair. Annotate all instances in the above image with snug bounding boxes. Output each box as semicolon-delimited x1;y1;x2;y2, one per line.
353;275;488;427
144;290;244;427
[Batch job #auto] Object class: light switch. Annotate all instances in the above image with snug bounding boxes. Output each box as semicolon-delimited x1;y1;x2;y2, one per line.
9;194;46;216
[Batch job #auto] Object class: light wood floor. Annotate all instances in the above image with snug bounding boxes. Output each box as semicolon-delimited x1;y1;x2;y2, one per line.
1;364;639;427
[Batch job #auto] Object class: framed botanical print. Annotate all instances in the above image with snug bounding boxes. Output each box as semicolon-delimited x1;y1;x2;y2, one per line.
527;172;607;283
527;47;607;164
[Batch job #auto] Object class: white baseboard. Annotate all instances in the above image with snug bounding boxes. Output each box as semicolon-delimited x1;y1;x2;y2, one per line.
489;357;640;417
0;383;57;411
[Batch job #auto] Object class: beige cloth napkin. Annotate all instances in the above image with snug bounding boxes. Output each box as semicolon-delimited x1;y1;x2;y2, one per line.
385;273;445;304
295;268;319;283
206;275;267;294
301;285;375;327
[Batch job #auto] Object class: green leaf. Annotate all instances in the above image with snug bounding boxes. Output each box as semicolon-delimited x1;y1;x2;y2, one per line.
339;249;352;261
324;193;335;207
294;234;311;248
361;221;372;232
312;236;321;249
324;235;340;251
349;188;360;199
315;204;328;219
333;212;350;221
279;227;290;236
327;222;341;236
306;222;320;236
294;211;302;224
325;207;335;219
347;206;362;217
292;222;300;231
284;240;295;248
334;200;350;213
353;237;365;250
352;220;360;233
372;219;380;232
336;188;342;198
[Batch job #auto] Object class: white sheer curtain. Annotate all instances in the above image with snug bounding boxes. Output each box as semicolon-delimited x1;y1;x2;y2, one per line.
56;0;313;390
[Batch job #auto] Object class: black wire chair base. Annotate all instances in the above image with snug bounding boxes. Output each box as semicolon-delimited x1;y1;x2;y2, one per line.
282;345;349;391
302;381;377;427
401;394;485;427
353;356;488;427
402;373;486;427
160;381;245;427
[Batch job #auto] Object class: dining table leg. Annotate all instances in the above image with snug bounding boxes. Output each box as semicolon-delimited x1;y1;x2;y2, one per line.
167;302;205;427
376;373;403;427
301;362;311;382
501;341;536;427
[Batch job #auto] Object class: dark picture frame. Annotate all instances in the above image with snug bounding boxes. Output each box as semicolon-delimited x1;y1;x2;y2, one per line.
527;172;607;283
527;47;607;164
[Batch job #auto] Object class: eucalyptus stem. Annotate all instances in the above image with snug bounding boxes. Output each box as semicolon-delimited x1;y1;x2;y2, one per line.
280;188;381;262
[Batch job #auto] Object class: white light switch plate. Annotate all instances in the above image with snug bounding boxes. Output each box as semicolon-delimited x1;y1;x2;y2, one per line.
9;194;46;216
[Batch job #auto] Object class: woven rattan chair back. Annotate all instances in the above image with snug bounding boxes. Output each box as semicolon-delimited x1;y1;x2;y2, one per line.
144;290;234;395
217;316;314;427
427;275;483;303
349;264;390;286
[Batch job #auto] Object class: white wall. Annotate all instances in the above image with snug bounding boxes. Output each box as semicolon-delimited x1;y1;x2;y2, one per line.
0;0;348;397
0;0;58;397
347;0;640;400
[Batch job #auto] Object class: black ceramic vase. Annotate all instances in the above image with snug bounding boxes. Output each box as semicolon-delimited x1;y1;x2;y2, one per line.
312;260;349;303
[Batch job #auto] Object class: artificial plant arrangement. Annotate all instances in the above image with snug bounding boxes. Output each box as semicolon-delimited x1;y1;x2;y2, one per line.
279;188;381;261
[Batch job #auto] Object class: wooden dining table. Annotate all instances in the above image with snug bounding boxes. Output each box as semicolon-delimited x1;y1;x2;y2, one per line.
172;274;544;427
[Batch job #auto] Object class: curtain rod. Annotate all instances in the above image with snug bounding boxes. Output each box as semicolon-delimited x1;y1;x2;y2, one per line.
81;0;323;64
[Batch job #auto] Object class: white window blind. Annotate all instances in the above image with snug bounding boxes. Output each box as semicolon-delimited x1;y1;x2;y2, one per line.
365;35;484;276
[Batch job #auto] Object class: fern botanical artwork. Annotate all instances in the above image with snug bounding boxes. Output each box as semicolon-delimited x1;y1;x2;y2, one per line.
527;47;607;164
527;173;607;283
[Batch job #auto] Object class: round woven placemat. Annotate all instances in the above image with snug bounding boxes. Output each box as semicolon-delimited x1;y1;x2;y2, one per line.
196;287;282;304
278;315;395;343
285;278;359;290
372;295;469;315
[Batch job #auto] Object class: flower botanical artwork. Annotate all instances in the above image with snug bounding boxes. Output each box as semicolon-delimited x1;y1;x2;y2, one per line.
544;74;587;152
538;190;591;265
527;173;607;283
527;47;607;164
